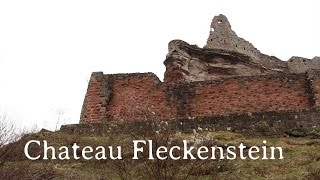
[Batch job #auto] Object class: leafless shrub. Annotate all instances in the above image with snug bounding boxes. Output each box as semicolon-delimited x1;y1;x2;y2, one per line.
0;113;19;147
0;113;24;166
0;112;41;179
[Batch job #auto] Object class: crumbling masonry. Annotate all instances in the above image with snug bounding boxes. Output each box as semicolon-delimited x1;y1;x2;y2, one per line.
71;15;320;135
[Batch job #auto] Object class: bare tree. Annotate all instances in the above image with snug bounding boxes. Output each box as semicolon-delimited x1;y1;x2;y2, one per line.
55;108;66;131
0;112;28;178
0;112;24;162
0;113;17;147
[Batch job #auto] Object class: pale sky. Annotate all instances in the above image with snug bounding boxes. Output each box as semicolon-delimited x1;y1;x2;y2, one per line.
0;0;319;130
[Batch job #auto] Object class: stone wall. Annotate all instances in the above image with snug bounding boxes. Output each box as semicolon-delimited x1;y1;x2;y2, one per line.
64;109;320;136
80;72;112;123
106;73;174;121
189;74;312;117
308;70;320;107
80;71;319;123
288;56;320;73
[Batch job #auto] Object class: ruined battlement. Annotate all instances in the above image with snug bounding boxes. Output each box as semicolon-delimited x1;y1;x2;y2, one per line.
80;70;320;124
79;15;320;125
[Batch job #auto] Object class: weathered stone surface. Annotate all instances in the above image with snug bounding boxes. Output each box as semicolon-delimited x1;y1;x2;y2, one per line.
65;109;320;136
164;14;320;84
288;56;320;73
78;14;320;135
164;40;287;83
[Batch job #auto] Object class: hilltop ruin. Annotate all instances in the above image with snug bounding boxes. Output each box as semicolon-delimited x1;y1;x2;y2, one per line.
62;15;320;136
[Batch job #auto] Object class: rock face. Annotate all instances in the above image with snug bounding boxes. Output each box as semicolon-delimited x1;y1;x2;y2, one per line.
164;14;319;84
288;56;320;73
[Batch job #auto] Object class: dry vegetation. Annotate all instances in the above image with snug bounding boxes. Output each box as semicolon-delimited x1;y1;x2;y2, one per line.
1;126;320;179
1;108;320;179
0;113;30;179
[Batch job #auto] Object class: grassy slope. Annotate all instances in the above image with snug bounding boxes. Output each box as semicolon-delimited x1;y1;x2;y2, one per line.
2;130;320;179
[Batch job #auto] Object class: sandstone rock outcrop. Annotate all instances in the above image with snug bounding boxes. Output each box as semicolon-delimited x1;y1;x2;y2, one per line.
164;14;319;83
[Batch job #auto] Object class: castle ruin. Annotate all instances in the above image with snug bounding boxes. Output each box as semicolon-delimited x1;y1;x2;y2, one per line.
67;15;320;136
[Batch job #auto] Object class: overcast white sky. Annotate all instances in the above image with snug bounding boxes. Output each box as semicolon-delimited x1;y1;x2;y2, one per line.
0;0;319;130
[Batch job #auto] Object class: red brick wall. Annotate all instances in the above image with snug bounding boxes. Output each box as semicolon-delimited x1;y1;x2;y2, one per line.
190;76;311;117
106;73;175;121
80;72;107;123
80;72;315;123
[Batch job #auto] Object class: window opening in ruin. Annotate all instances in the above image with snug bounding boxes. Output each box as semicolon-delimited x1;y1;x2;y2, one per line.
218;20;222;23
